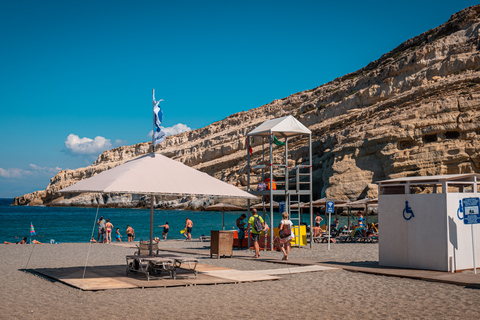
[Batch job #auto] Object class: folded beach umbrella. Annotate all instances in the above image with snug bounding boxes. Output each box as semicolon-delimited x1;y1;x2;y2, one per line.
205;203;244;231
59;153;257;255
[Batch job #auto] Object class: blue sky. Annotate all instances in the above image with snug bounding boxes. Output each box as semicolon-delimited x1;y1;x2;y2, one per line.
0;0;477;198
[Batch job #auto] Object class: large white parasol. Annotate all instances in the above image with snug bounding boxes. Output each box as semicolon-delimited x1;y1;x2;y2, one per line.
59;153;256;255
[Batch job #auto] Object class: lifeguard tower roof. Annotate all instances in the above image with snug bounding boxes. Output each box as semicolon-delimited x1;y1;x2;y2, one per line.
247;115;311;137
378;173;480;184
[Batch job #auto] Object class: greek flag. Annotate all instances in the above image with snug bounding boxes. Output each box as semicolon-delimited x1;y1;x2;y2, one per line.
153;95;167;145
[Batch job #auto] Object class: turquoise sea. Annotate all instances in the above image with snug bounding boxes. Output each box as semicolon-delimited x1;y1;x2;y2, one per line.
0;198;377;243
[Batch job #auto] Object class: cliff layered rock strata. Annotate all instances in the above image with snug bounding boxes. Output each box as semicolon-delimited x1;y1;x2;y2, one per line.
14;5;480;208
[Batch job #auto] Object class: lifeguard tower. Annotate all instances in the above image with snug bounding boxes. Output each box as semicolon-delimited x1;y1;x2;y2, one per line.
378;174;480;272
246;115;313;249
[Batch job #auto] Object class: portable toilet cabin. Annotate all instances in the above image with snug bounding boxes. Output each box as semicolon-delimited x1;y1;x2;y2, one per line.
378;174;480;272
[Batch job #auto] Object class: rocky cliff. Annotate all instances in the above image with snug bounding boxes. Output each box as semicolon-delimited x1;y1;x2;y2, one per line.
14;5;480;208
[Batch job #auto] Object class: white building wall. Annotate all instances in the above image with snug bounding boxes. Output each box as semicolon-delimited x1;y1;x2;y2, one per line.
379;193;448;271
446;193;480;271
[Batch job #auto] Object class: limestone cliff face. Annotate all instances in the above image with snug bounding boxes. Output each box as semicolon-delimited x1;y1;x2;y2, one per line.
14;5;480;207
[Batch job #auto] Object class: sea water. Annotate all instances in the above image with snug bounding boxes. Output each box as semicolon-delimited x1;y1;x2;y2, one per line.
0;198;377;243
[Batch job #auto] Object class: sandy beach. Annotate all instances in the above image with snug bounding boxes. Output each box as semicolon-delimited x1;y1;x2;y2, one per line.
1;241;480;320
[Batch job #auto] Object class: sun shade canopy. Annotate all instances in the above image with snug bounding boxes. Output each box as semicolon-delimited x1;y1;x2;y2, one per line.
59;153;257;199
247;115;311;137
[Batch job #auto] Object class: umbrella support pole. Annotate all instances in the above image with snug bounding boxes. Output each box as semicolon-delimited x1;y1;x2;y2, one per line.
150;195;154;256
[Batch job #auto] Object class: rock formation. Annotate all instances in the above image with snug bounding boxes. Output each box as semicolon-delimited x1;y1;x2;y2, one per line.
14;5;480;208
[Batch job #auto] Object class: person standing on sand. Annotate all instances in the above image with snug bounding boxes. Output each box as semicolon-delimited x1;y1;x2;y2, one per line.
315;212;323;226
105;219;114;243
97;216;106;243
115;228;122;242
185;218;193;241
126;225;135;242
158;222;169;240
247;208;265;258
236;214;246;250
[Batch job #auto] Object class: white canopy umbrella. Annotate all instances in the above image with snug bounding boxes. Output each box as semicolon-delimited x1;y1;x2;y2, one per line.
59;153;256;255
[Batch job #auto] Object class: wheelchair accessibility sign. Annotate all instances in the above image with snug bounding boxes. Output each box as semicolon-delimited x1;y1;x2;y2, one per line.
460;197;480;225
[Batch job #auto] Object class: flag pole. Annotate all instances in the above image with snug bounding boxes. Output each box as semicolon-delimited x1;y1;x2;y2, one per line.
152;89;156;156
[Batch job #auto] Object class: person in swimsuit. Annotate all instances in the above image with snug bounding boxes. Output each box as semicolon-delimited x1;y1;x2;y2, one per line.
97;216;106;243
158;222;169;240
126;225;135;242
105;219;114;243
185;218;193;241
115;228;122;242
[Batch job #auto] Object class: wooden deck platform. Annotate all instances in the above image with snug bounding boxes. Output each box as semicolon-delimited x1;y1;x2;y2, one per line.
32;263;281;291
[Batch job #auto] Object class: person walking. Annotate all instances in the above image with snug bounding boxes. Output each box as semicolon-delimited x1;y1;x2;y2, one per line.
184;218;193;241
236;214;247;250
279;212;294;261
158;222;169;240
115;228;122;242
247;208;265;258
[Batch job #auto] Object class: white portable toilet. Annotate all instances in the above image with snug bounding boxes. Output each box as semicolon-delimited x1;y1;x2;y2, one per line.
378;174;480;272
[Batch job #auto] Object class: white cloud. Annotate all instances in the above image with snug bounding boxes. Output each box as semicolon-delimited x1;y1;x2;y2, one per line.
64;134;127;155
29;164;62;175
0;164;62;179
65;134;113;155
148;123;192;138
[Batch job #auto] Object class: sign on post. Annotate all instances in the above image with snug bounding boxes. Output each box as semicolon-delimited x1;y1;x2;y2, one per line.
462;197;480;225
461;197;480;275
326;200;334;250
326;201;334;214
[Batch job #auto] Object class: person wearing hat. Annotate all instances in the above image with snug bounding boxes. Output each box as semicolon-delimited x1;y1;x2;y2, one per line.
97;216;106;243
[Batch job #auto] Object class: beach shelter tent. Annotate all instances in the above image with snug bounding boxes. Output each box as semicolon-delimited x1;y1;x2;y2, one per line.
59;153;257;255
205;203;244;231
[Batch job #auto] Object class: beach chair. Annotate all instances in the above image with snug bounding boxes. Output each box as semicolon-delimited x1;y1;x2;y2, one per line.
125;255;175;280
135;240;160;256
171;256;199;279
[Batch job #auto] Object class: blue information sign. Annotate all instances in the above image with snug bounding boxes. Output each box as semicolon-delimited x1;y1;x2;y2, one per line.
326;201;334;214
462;197;480;225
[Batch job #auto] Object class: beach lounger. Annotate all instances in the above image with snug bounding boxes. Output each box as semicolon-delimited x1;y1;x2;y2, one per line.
338;230;353;242
200;235;211;242
125;255;175;280
171;256;199;279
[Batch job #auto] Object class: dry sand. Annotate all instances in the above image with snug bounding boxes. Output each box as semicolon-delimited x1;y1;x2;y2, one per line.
1;241;480;320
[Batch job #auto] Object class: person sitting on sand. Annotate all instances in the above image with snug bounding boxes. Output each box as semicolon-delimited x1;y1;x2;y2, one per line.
313;223;322;238
4;237;28;244
90;237;97;243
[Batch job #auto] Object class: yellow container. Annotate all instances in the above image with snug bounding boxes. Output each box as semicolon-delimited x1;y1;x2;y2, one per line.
273;224;307;247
